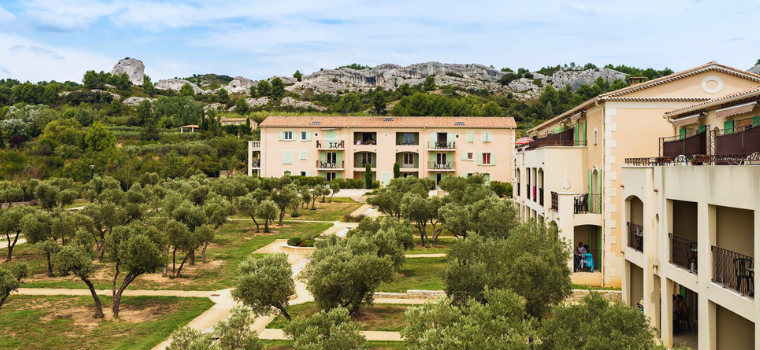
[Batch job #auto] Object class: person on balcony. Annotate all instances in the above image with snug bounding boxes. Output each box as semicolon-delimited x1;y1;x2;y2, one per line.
674;294;688;336
575;242;587;271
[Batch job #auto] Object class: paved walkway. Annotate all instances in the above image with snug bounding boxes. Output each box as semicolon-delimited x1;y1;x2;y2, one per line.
1;238;26;249
405;253;446;258
259;328;403;341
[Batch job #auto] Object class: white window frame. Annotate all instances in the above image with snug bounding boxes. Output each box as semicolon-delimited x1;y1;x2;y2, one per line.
301;131;308;141
466;152;474;161
284;131;294;141
482;152;492;165
403;153;414;165
300;171;307;176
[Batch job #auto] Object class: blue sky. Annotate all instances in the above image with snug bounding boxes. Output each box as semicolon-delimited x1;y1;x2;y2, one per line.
0;0;758;83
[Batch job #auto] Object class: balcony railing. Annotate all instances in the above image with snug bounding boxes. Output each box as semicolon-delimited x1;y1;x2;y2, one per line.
429;141;456;150
355;161;376;169
400;163;417;169
669;233;698;274
250;141;261;149
316;140;345;149
251;159;261;168
712;124;760;155
316;160;344;169
712;246;754;297
517;183;521;196
626;153;760;166
551;191;558;211
627;222;643;252
522;127;585;150
526;183;531;200
574;193;601;214
575;249;602;273
429;160;454;170
661;129;708;158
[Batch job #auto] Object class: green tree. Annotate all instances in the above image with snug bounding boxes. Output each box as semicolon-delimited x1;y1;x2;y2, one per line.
538;292;669;350
482;101;503;116
55;244;103;318
142;75;155;96
401;193;443;245
75;105;95;126
168;307;265;350
0;206;37;261
303;235;395;315
403;288;535;350
423;75;436;91
256;200;278;233
0;262;27;309
335;92;361;113
235;98;250;115
445;223;571;319
180;83;195;97
162;151;186;179
84;122;116;152
364;162;373;189
371;91;386;115
257;80;272;97
328;182;340;202
270;184;300;225
293;70;303;82
284;307;366;350
232;254;295;321
236;194;262;233
271;77;285;98
217;88;229;104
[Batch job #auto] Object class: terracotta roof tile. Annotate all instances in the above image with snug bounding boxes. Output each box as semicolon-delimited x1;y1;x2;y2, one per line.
259;116;516;129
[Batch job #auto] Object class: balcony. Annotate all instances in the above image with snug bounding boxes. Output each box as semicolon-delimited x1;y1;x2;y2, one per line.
713;124;760;155
354;161;376;170
627;222;643;252
399;163;417;170
354;132;377;146
249;141;261;150
712;246;754;297
428;160;455;171
551;191;558;211
396;133;419;146
316;160;344;170
574;194;601;214
539;188;544;206
316;140;345;150
521;127;586;151
428;141;456;151
669;233;698;274
661;129;707;158
251;159;261;169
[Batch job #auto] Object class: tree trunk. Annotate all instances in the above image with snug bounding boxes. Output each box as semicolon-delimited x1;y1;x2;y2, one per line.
250;217;260;233
6;232;20;262
202;242;209;262
46;252;54;277
189;250;195;265
172;248;177;273
83;278;104;318
111;262;120;298
176;253;190;278
0;292;9;309
275;305;291;321
264;220;270;233
112;272;136;318
278;209;286;226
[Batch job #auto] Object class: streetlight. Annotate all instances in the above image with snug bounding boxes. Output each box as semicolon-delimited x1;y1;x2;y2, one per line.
90;164;95;179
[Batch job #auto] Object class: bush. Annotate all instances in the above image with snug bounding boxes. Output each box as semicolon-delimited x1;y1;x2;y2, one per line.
287;237;302;247
342;214;365;223
490;181;512;198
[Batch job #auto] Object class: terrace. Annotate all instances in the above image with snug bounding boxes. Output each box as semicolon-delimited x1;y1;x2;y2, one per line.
316;140;345;150
519;127;587;151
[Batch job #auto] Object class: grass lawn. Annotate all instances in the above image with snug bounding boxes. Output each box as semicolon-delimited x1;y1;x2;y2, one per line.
0;295;213;350
263;340;405;349
378;257;446;292
12;220;332;291
267;302;409;331
289;198;363;222
405;236;456;254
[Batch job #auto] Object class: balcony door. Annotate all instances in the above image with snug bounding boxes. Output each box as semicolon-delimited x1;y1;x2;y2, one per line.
437;133;447;144
436;153;447;165
403;153;414;166
326;152;337;164
361;153;373;166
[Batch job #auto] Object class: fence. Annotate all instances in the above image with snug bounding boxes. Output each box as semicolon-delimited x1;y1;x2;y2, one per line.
712;246;754;297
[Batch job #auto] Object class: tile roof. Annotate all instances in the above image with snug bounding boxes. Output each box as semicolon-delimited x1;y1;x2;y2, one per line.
664;85;760;118
529;62;760;133
259;116;516;129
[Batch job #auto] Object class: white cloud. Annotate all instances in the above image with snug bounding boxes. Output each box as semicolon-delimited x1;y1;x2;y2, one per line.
561;2;596;16
0;33;115;82
0;6;15;23
23;10;89;32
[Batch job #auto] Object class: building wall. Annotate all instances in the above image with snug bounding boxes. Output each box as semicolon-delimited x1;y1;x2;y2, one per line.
257;126;514;183
716;206;755;258
717;305;756;350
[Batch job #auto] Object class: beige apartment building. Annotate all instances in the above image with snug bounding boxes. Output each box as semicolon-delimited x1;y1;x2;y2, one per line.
248;116;516;186
622;85;760;349
512;62;760;287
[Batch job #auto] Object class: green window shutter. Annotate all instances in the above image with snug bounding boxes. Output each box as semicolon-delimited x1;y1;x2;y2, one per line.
574;124;579;143
336;153;343;164
413;154;419;168
300;150;307;160
484;173;490;184
447;132;454;143
319;152;327;162
305;171;311;176
697;125;706;133
491;153;495;165
679;127;687;138
477;152;483;165
753;116;760;127
279;131;284;140
326;131;337;140
724;120;735;134
462;152;468;160
467;132;474;143
396;153;403;164
430;132;437;146
337;172;343;179
306;132;312;141
587;170;592;194
597;170;602;198
396;133;403;144
283;151;293;164
582;121;587;143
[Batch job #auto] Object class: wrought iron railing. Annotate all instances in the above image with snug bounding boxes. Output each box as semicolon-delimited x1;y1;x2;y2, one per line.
517;183;520;196
627;222;643;252
669;233;698;274
356;161;377;168
574;194;601;214
712;124;760;155
574;249;602;273
625;153;760;166
316;140;345;149
251;159;261;168
429;160;454;169
712;246;754;297
317;160;344;169
551;191;558;211
539;188;544;206
429;141;456;149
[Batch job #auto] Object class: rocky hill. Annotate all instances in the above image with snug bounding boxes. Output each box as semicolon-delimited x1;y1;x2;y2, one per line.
748;64;760;75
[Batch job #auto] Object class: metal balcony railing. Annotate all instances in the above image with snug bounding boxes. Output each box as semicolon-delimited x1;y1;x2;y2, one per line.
317;160;344;169
551;191;558;211
316;140;345;149
251;159;261;168
627;222;643;252
669;233;698;274
574;194;601;214
429;160;454;170
429;141;456;149
712;246;754;298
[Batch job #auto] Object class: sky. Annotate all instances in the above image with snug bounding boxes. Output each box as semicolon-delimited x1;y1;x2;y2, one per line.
0;0;758;83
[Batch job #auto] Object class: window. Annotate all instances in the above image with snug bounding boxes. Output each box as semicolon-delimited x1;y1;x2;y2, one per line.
284;171;291;176
300;171;307;176
362;153;373;164
326;172;337;181
403;133;415;145
481;131;492;143
301;131;308;140
284;131;293;140
327;152;337;164
467;152;474;160
594;129;598;145
482;152;492;165
403;153;414;165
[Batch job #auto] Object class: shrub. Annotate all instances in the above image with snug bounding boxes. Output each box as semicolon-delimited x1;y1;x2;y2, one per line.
287;237;302;247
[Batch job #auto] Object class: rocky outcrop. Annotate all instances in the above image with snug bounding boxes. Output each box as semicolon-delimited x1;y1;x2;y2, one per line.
111;58;145;85
280;97;327;111
122;96;156;107
549;67;626;90
59;89;121;100
748;64;760;75
155;79;206;94
203;103;225;112
245;97;270;108
222;76;255;94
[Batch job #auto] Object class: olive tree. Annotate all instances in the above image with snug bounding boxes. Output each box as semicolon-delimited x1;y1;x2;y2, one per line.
0;205;36;261
21;211;57;276
236;194;261;233
55;244;103;318
284;307;366;350
232;254;295;321
0;262;27;309
168;307;264;350
401;194;443;245
271;184;299;225
257;200;279;233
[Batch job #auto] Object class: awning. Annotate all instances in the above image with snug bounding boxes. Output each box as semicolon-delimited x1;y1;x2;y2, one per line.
670;114;701;128
716;102;757;119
